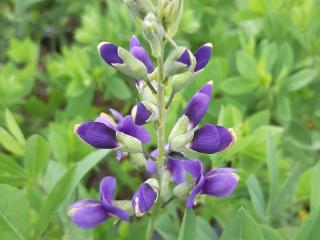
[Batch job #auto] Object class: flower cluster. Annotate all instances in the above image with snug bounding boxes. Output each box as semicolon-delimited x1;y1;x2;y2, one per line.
68;2;238;229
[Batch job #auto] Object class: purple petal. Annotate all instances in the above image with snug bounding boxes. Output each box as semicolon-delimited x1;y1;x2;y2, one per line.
146;159;158;175
193;43;213;72
98;42;123;65
75;122;118;149
100;176;116;203
132;183;157;215
184;93;210;129
109;108;124;123
95;113;116;129
203;168;239;197
130;46;154;73
189;124;235;154
116;116;151;144
167;157;185;184
198;81;213;98
176;49;191;67
181;159;204;181
186;174;205;208
103;204;130;221
116;151;128;161
68;200;110;229
130;35;141;48
133;103;152;125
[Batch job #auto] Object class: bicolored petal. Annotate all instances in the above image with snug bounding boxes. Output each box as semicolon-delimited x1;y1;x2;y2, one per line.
130;36;154;73
186;174;205;208
176;49;191;67
132;103;152;125
193;43;213;72
132;180;159;217
75;122;118;149
109;108;124;123
203;168;239;197
116;116;151;144
167;157;185;184
95;113;117;129
68;200;110;229
189;124;235;154
98;42;123;65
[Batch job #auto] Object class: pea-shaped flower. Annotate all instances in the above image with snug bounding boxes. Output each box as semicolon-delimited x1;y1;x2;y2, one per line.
98;36;153;80
132;178;159;217
75;108;150;153
68;176;129;229
169;159;239;208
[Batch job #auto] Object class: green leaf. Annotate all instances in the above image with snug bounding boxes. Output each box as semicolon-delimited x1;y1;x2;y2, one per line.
0;127;24;156
33;149;110;239
108;77;132;100
178;208;196;240
310;161;320;212
0;153;28;186
236;51;257;80
283;69;318;92
220;76;257;95
5;109;25;146
156;214;179;240
295;208;320;240
196;216;218;240
0;184;31;240
266;134;279;214
260;225;283;240
246;175;266;220
220;207;265;240
24;135;50;177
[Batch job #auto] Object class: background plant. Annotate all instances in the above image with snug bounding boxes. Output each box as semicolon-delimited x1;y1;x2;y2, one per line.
0;0;319;239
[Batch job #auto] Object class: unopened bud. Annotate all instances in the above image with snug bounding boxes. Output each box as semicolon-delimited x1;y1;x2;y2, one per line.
124;0;155;22
116;131;143;153
160;0;184;37
164;47;194;77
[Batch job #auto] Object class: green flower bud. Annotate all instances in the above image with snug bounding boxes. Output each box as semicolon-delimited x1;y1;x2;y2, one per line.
160;0;184;37
116;131;143;153
168;114;190;140
170;70;195;94
142;13;164;57
123;0;155;22
173;181;194;199
169;130;194;152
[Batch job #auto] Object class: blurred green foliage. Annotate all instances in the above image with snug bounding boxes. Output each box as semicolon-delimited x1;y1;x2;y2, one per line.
0;0;319;239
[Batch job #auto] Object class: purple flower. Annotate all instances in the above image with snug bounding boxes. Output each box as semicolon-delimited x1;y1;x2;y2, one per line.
129;35;154;73
184;81;213;129
193;43;213;73
177;49;192;67
132;103;152;125
132;178;159;216
170;159;239;208
98;36;153;79
68;176;129;229
188;124;236;154
75;109;151;150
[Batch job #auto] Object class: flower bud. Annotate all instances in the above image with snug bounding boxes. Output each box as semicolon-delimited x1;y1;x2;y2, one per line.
129;152;147;167
132;178;159;217
142;13;164;57
131;101;159;125
160;0;184;37
123;0;155;22
169;131;194;153
170;70;195;94
98;42;148;80
164;47;195;77
168;115;190;140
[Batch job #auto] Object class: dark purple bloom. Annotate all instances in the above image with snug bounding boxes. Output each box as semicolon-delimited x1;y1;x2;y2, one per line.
98;42;123;65
184;81;213;128
68;176;129;229
167;157;185;184
193;43;213;72
146;159;157;175
129;35;154;73
132;103;152;125
188;124;235;154
169;159;239;208
177;49;191;67
132;179;159;216
75;109;151;149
